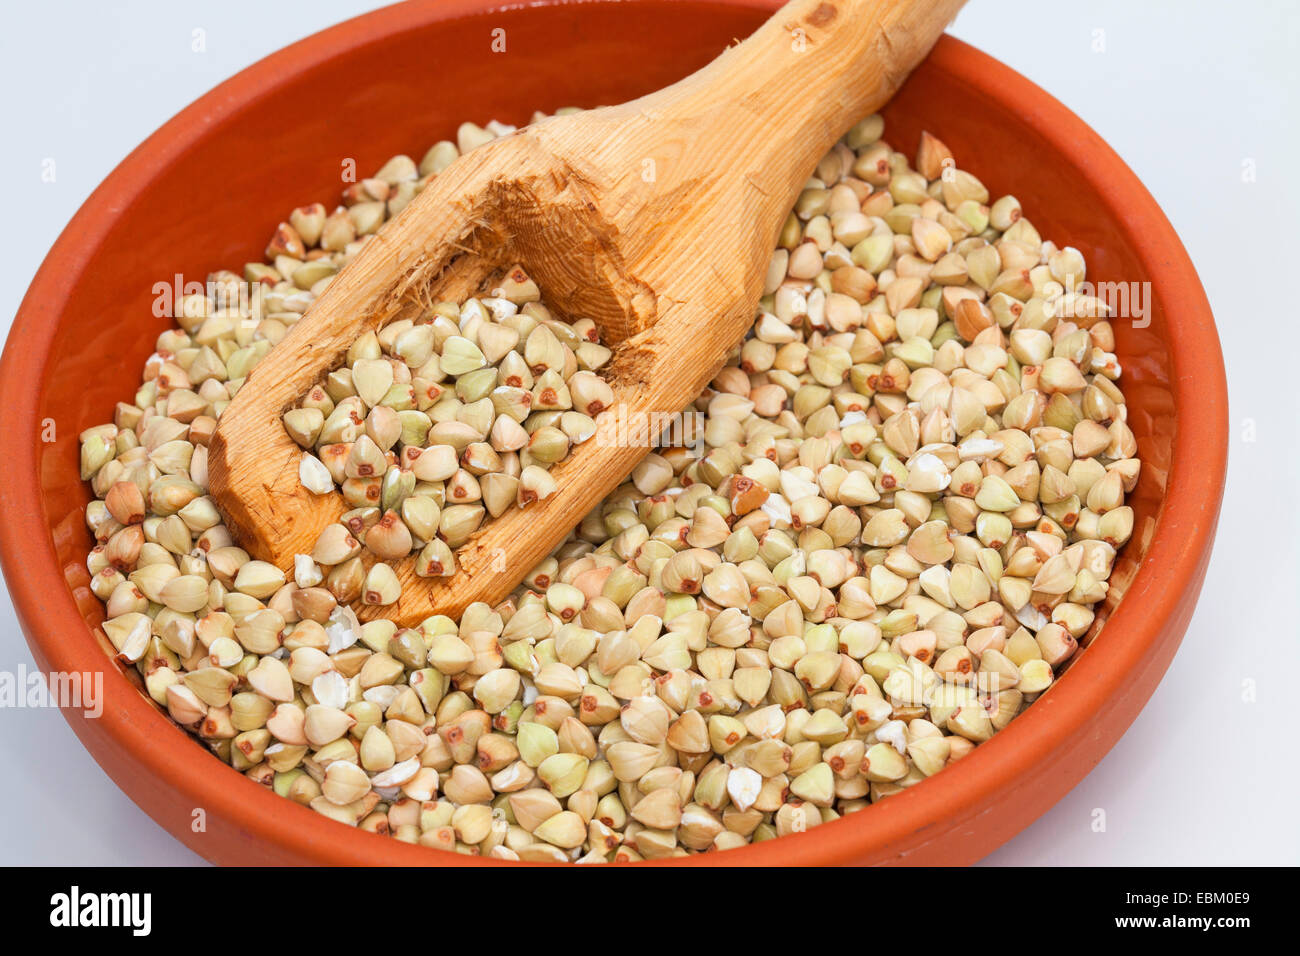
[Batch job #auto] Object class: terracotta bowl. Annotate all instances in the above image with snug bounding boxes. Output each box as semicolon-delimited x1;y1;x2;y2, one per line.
0;0;1226;865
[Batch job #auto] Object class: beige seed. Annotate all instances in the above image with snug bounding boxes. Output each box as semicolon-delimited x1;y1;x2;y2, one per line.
323;761;371;806
232;561;285;599
533;810;586;849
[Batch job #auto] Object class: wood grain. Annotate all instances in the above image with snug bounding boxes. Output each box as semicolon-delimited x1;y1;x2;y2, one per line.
208;0;966;625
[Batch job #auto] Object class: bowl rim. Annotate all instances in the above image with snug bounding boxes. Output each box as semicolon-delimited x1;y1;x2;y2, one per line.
0;0;1227;866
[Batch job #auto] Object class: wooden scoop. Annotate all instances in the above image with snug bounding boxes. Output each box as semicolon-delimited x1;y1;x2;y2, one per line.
208;0;965;625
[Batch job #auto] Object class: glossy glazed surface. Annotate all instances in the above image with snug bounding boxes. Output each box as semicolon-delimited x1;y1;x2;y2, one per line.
0;0;1226;865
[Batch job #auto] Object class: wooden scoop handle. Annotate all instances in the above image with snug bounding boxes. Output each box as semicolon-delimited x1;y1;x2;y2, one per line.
208;0;965;625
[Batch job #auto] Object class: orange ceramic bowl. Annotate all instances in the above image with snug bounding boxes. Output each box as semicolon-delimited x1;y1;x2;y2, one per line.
0;0;1226;865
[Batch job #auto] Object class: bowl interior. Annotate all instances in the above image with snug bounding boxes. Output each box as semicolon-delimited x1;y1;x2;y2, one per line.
12;0;1189;863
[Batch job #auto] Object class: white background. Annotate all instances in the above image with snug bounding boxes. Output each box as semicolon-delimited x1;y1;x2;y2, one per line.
0;0;1295;866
